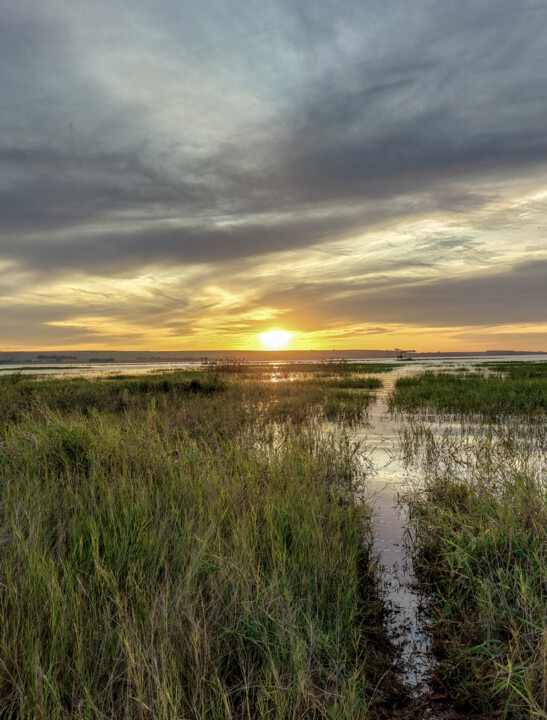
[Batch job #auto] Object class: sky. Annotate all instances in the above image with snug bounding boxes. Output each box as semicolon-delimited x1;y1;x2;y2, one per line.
1;0;547;352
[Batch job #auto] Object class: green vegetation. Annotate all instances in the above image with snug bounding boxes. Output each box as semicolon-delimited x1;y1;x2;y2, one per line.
404;419;547;717
0;371;226;427
319;362;396;374
214;360;396;375
0;370;395;719
242;377;378;426
395;365;547;715
7;360;545;718
325;377;383;390
479;360;547;378
0;369;378;429
390;370;547;416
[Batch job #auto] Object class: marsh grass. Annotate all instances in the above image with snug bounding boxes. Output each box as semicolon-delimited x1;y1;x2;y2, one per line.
0;371;226;426
390;370;547;417
402;417;547;717
478;361;547;379
232;376;379;427
316;363;396;375
0;370;396;719
0;368;379;432
324;378;382;390
214;361;396;376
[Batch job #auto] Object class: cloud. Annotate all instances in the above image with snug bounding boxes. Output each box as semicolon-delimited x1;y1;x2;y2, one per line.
265;2;547;208
251;259;547;329
1;0;547;347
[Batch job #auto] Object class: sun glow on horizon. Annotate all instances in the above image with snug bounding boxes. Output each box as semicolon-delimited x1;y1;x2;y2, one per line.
258;330;294;350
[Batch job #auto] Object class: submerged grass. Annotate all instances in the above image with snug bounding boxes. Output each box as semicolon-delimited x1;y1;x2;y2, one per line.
402;416;547;717
234;376;378;427
0;370;395;719
390;370;547;416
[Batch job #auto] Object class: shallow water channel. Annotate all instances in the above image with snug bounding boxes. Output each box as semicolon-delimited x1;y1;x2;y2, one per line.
355;372;436;698
349;366;483;719
352;368;489;718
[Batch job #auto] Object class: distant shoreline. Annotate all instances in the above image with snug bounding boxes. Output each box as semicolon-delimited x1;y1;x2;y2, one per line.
0;349;546;365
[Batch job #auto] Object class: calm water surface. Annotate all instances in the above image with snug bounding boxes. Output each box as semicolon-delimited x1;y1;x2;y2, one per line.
356;370;435;695
2;353;545;378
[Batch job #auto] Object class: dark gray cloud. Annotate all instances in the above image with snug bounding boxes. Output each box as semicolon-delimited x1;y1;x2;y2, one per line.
1;215;357;275
0;146;215;233
252;260;547;329
3;0;547;229
267;2;547;206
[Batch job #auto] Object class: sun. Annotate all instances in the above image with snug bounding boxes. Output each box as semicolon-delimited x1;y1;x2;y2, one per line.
258;330;294;350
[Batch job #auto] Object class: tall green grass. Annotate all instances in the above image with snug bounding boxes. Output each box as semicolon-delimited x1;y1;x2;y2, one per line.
0;371;226;426
390;371;547;416
324;378;382;390
0;370;379;429
403;418;547;717
214;361;396;375
0;372;393;718
232;376;377;427
479;361;547;379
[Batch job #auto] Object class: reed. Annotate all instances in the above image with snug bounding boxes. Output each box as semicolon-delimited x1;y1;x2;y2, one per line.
390;370;547;417
0;370;394;719
403;416;547;717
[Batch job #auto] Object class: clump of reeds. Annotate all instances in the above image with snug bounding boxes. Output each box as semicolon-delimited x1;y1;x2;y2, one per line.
211;361;396;377
390;370;547;416
238;376;378;426
479;361;547;379
0;371;394;718
325;377;383;390
0;371;226;426
403;417;547;717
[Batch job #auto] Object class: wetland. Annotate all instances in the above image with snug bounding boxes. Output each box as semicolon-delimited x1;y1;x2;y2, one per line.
0;359;545;718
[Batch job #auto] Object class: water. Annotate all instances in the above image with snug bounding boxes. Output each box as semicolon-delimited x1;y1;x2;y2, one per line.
0;362;202;377
1;353;545;378
356;371;437;699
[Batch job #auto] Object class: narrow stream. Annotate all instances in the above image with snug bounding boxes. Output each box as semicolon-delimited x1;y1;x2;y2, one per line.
356;373;435;693
354;366;483;718
351;367;467;719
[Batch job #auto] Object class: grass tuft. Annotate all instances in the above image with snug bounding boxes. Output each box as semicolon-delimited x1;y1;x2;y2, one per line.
404;418;547;717
390;370;547;417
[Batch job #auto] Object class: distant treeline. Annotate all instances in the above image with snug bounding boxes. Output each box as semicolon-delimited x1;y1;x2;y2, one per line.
36;354;77;361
